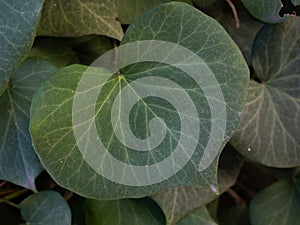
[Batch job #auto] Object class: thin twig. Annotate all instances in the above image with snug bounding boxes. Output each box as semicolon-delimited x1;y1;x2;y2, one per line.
226;0;240;28
0;181;7;188
0;199;19;208
0;188;20;196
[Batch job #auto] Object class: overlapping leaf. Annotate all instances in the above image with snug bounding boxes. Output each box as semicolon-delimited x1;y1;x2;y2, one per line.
250;180;300;225
84;198;165;225
30;2;249;199
0;59;57;189
204;1;263;64
38;0;123;40
231;18;300;167
19;191;71;225
29;38;79;68
151;145;244;225
176;207;217;225
241;0;300;23
116;0;192;24
0;0;44;96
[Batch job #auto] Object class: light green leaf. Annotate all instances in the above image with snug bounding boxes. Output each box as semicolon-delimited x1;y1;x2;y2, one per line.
241;0;300;23
231;18;300;167
84;198;165;225
0;58;57;190
29;38;79;68
116;0;192;24
30;2;249;199
0;0;44;96
19;191;71;225
176;207;217;225
151;145;243;225
249;180;300;225
38;0;123;41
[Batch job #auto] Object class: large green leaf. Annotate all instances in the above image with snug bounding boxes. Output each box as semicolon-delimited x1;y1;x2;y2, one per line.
116;0;192;24
0;58;57;190
176;207;217;225
249;180;300;225
241;0;300;23
38;0;123;41
30;2;249;199
231;18;300;167
151;145;243;225
0;0;44;96
84;198;165;225
19;191;71;225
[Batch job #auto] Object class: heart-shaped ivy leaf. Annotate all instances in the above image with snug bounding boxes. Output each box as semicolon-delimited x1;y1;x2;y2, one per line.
30;2;249;199
0;58;57;190
84;198;165;225
38;0;123;40
241;0;300;23
0;0;44;96
231;18;300;167
19;191;71;225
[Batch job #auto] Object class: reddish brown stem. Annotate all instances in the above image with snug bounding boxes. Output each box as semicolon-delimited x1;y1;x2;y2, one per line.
226;0;240;28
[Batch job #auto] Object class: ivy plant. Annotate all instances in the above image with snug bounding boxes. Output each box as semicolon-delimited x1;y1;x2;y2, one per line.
0;0;299;225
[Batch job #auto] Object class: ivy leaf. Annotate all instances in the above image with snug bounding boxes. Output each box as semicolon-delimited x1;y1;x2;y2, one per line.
0;58;57;190
176;207;217;225
241;0;300;23
231;18;300;167
38;0;123;41
0;0;44;96
30;2;249;199
116;0;192;24
151;145;244;225
29;38;79;68
19;191;71;225
249;180;300;225
84;198;165;225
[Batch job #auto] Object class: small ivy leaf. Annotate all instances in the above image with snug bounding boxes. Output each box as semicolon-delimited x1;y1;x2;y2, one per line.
0;58;57;190
241;0;300;23
84;198;165;225
38;0;123;41
151;145;244;225
30;2;248;199
176;207;218;225
0;0;44;97
231;18;300;168
249;180;300;225
19;191;71;225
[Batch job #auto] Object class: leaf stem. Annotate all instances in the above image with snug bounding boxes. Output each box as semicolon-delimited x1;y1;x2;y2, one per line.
0;198;19;208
